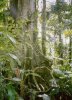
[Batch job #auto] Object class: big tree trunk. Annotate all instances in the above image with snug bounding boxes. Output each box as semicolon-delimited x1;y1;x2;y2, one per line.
10;0;41;68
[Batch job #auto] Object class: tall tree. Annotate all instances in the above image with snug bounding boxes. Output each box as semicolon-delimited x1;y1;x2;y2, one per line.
56;0;63;65
42;0;46;55
69;35;72;63
69;1;72;63
10;0;40;68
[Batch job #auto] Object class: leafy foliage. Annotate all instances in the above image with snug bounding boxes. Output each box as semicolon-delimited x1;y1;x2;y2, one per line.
0;0;72;100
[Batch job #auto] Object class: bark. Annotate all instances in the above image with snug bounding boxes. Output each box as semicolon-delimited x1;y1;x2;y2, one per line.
10;0;40;68
69;1;72;64
10;0;18;20
56;0;63;65
69;36;72;63
42;0;46;55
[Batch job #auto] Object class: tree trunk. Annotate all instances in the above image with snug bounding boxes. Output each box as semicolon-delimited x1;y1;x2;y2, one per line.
42;0;46;56
69;36;72;63
10;0;18;20
69;0;72;64
56;0;63;65
10;0;41;68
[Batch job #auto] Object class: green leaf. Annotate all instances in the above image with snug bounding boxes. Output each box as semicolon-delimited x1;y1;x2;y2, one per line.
12;77;21;82
53;69;64;78
38;94;50;100
7;34;16;44
9;53;21;66
7;84;17;100
26;72;42;78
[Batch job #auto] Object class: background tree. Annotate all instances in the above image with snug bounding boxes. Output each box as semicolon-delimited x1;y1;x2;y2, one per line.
42;0;46;55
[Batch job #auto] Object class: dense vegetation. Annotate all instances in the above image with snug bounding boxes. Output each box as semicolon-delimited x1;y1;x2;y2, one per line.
0;0;72;100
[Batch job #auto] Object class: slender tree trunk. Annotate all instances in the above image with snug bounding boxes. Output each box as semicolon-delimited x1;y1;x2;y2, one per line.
69;36;72;63
42;0;46;55
69;0;72;64
56;0;63;65
29;0;38;68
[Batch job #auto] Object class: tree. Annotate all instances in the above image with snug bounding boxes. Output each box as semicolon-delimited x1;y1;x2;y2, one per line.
42;0;46;55
69;1;72;63
10;0;18;20
55;0;64;65
10;0;42;68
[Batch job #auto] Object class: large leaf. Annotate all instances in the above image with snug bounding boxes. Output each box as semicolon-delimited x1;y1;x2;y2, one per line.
9;53;21;66
12;77;21;82
38;94;50;100
53;69;64;78
26;72;42;79
7;34;16;44
7;84;17;100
